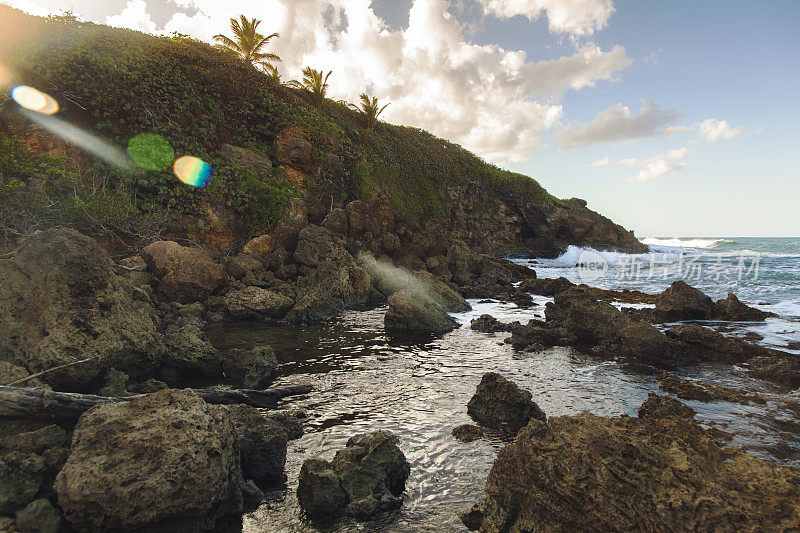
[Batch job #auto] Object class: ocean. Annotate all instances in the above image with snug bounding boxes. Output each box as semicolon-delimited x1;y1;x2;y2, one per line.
513;237;800;354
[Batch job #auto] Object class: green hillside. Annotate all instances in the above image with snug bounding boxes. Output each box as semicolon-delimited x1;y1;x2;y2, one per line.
0;7;556;249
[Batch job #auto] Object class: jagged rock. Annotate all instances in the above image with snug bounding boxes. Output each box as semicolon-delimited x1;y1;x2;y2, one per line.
604;322;687;365
298;431;410;521
294;225;352;267
262;409;306;440
652;280;716;322
714;293;775;321
452;424;484;443
0;452;46;515
518;276;575;296
467;373;546;436
288;261;377;323
15;498;61;533
162;320;222;382
658;373;766;405
223;286;294;320
0;229;164;389
637;393;696;419
545;288;632;345
447;240;479;286
272;198;310;252
384;288;458;335
54;389;244;531
470;315;510;333
222;346;277;389
425;255;451;281
141;240;227;303
224;405;288;487
297;458;347;520
468;398;800;532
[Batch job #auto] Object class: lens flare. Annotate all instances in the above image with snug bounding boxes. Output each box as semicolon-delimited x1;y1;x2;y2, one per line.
11;85;59;115
127;133;175;172
173;156;212;187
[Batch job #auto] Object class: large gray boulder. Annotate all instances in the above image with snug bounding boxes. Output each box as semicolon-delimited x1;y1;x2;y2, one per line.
298;431;410;520
384;289;458;335
224;405;289;487
293;225;352;267
288;260;377;323
54;389;244;531
467;372;546;436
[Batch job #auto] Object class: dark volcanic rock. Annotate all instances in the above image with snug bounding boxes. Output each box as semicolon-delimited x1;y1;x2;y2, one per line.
54;389;244;531
518;276;575;296
223;285;294;319
467;373;546;436
714;293;776;321
451;424;484;443
15;498;61;533
294;224;352;267
467;397;800;532
470;314;510;333
298;431;410;521
652;280;716;322
637;393;696;420
288;260;377;323
224;404;289;487
141;240;228;303
659;373;766;405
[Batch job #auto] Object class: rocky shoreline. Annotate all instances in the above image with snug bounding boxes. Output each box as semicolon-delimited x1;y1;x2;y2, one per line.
1;224;798;531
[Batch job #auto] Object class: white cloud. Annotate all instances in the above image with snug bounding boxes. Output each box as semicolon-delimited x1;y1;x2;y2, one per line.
106;0;157;33
591;145;689;182
697;118;743;142
159;0;631;162
478;0;615;36
556;98;682;148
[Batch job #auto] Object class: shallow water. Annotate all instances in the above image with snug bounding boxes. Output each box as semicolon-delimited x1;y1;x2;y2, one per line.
206;299;800;532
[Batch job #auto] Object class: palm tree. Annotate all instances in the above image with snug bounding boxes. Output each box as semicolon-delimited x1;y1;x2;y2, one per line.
289;67;332;108
214;15;281;73
352;93;389;145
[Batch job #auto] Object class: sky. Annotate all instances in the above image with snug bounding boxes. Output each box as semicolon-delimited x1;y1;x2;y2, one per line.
3;0;799;237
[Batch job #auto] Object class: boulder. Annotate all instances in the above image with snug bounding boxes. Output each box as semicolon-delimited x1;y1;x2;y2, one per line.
54;389;244;531
222;346;278;389
545;288;631;345
605;322;687;366
470;315;510;333
242;234;276;259
270;198;309;252
652;280;716;322
293;225;352;267
658;373;766;405
384;289;458;335
0;229;164;389
225;253;263;280
518;276;575;296
0;452;46;515
452;424;484;443
637;393;696;420
223;286;293;320
425;255;451;281
224;405;288;487
298;431;410;521
320;208;348;235
447;240;479;286
466;398;800;532
15;498;61;533
714;293;776;321
162;320;222;381
288;261;377;323
141;240;227;303
466;373;546;435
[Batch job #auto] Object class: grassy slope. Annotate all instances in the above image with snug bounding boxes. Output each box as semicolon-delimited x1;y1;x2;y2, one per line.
0;7;558;249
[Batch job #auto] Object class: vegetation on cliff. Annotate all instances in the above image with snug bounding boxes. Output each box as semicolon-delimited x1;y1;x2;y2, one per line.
0;6;556;251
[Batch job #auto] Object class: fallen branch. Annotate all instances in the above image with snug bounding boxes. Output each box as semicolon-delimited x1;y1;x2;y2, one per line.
6;356;98;386
0;384;312;422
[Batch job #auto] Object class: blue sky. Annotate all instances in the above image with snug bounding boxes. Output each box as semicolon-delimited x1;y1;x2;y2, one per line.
5;0;799;236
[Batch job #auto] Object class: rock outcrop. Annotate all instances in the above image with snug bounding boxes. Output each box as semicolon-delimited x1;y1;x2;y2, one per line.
384;289;458;335
714;293;776;321
298;431;410;521
223;285;294;319
466;373;546;436
221;346;278;389
463;396;800;531
141;240;227;303
0;229;164;390
54;389;244;531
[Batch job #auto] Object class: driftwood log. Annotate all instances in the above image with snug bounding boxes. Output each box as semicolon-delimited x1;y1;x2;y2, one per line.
0;384;312;422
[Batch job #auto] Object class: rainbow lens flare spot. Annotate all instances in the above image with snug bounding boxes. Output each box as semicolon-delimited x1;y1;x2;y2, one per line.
173;156;212;187
11;85;59;115
127;133;175;171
